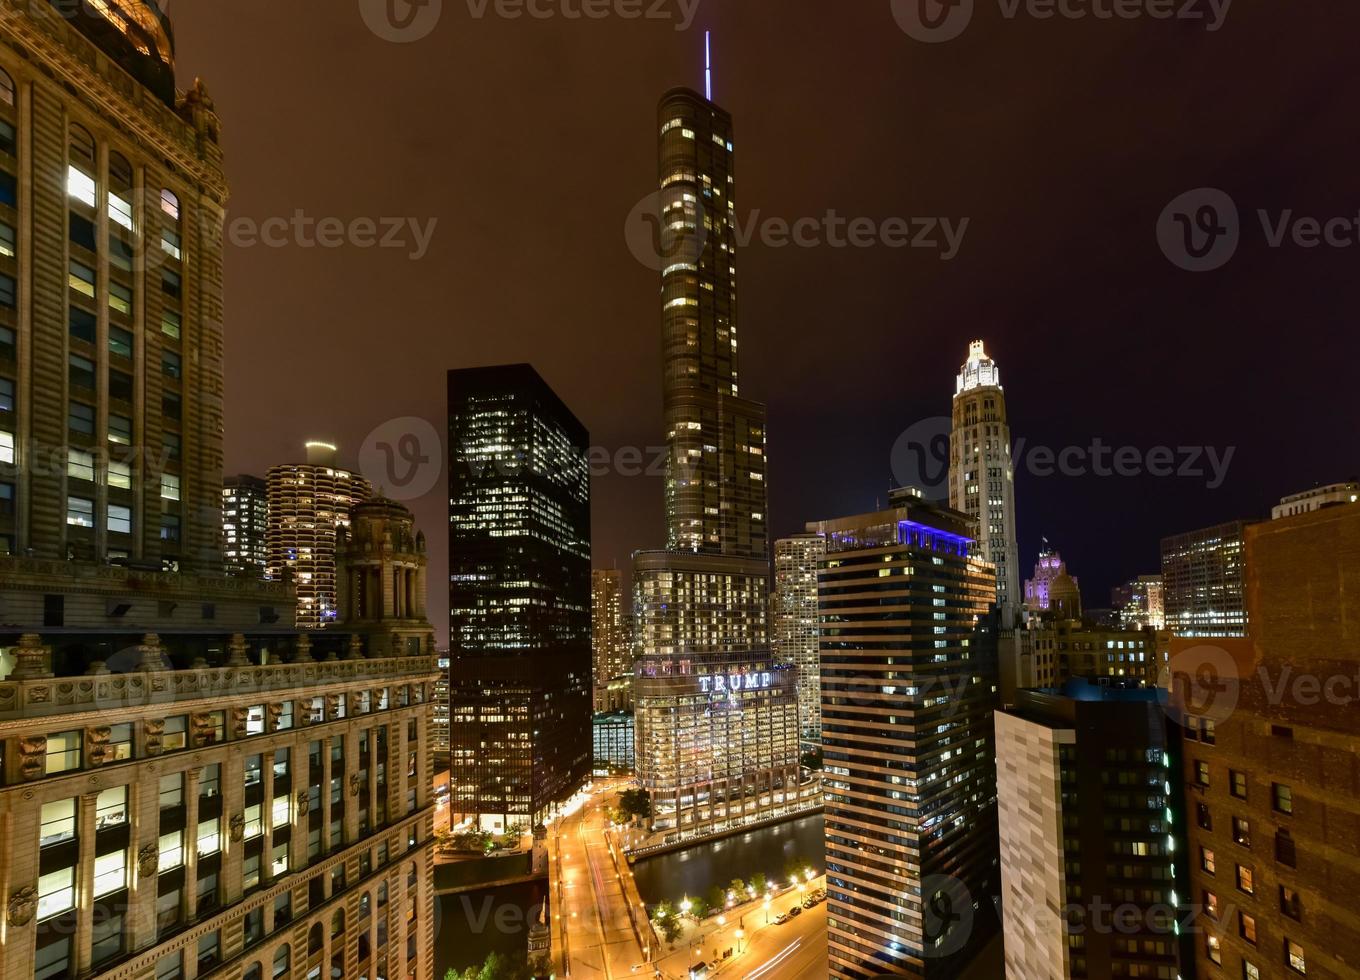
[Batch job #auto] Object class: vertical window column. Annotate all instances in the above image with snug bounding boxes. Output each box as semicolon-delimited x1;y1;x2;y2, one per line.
72;791;100;974
128;763;163;953
182;767;201;921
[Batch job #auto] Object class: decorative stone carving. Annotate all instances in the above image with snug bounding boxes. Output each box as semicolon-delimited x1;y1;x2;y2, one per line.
292;633;314;664
87;727;112;767
137;633;173;672
18;736;45;782
349;773;362;798
327;694;341;720
138;843;159;878
226;633;251;667
346;634;364;661
268;703;284;729
296;789;310;817
230;706;248;740
190;713;213;747
7;886;37;928
229;813;245;843
10;633;53;680
144;718;165;756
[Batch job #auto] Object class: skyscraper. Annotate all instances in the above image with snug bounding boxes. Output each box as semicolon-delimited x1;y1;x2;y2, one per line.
447;364;591;831
1175;504;1360;979
811;488;1001;978
949;340;1020;624
1112;573;1166;629
1160;519;1255;637
997;680;1192;978
591;568;627;712
222;474;268;578
0;0;223;573
0;8;438;977
774;532;826;744
631;86;803;834
266;442;371;630
1023;546;1078;614
1270;480;1358;519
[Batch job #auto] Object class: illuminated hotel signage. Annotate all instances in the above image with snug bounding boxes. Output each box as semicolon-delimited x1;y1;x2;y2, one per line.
698;671;773;694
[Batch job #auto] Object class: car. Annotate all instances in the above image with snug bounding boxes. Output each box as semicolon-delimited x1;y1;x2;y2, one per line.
775;913;790;925
789;905;802;918
689;963;712;979
803;897;817;909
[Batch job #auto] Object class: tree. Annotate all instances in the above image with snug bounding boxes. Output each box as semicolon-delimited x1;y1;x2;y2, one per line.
618;788;652;821
750;872;768;896
800;747;824;770
652;902;683;944
689;894;711;919
705;884;727;913
728;878;747;901
448;951;531;980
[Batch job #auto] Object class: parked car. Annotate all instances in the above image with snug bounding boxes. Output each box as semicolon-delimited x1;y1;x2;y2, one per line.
789;905;802;918
689;963;712;979
775;913;790;925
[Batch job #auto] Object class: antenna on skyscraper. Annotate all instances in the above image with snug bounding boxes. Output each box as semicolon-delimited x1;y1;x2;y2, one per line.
705;31;713;101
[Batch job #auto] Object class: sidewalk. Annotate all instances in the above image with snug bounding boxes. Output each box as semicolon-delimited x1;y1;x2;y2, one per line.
650;874;827;979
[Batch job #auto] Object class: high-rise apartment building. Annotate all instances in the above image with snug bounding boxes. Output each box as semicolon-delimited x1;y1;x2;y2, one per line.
949;340;1020;625
811;488;1001;979
774;532;826;743
591;568;628;712
1160;519;1255;637
223;474;268;578
0;0;223;573
447;364;591;831
1112;573;1166;629
266;442;371;630
0;7;438;978
997;680;1192;979
1175;503;1360;980
631;87;803;836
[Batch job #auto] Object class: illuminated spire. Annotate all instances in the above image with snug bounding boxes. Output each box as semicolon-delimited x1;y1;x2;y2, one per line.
705;31;713;101
955;339;1002;395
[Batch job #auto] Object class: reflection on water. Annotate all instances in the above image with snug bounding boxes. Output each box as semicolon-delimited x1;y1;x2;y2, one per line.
435;880;546;977
631;814;825;907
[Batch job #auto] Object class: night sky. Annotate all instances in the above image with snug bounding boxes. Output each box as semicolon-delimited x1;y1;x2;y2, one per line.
171;0;1360;644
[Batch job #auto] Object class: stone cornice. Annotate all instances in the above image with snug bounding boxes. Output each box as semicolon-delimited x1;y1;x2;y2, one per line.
0;0;227;200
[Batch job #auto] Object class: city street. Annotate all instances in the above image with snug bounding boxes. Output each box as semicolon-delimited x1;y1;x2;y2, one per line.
551;781;651;978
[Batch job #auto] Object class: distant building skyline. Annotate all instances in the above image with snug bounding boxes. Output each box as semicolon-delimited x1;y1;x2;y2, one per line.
774;532;825;744
1161;519;1255;638
222;474;268;578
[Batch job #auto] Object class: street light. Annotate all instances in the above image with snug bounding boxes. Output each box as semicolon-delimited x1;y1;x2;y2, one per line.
735;927;746;953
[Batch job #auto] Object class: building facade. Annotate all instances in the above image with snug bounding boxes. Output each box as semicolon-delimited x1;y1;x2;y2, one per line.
447;364;591;831
997;680;1192;979
591;569;627;712
1112;573;1166;630
1270;481;1358;520
949;340;1020;625
1161;520;1255;637
222;475;267;579
265;443;371;631
633;653;801;834
1174;504;1360;980
773;533;825;744
592;709;635;777
0;0;226;573
811;489;1001;979
0;7;439;979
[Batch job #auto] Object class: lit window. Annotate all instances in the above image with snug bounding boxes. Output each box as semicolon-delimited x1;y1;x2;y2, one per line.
67;165;96;207
108;504;132;535
92;849;125;897
162;227;182;260
67;449;95;482
1207;933;1222;965
197;818;220;857
45;730;81;773
39;798;76;846
161;188;180;220
108;459;132;490
37;866;74;920
0;429;11;464
109;282;133;316
108;413;132;445
1237;864;1254;894
159;830;184;869
161;473;180;501
108;192;132;230
1287;939;1307;974
0;220;14;257
161;309;182;339
65;496;94;528
1273;783;1293;815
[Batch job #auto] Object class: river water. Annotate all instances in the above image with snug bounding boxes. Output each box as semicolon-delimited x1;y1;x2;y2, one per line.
631;814;826;908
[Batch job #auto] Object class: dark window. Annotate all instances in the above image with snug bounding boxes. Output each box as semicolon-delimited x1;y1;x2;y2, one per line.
68;354;95;390
108;369;133;403
160;514;180;544
163;432;181;461
69;306;97;344
109;232;134;272
162;350;181;379
108;413;132;445
1196;802;1212;831
0;170;16;208
1280;885;1302;920
161;269;181;299
0;376;11;412
109;326;133;359
69;212;96;251
1276;829;1297;867
162;391;181;421
0;119;13;156
68;401;94;436
0;325;13;359
0;271;14;309
0;482;13;517
43;594;63;627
